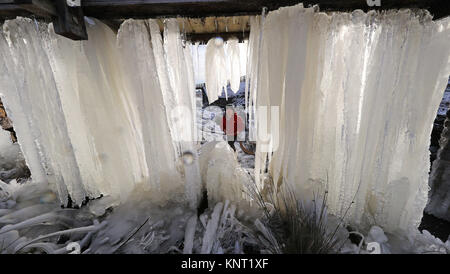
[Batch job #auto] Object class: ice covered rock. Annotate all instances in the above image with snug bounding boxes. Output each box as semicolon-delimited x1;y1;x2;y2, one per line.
199;142;252;206
0;129;25;181
366;226;388;244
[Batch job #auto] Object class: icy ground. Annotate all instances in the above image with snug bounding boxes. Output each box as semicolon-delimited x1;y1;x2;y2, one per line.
1;177;449;254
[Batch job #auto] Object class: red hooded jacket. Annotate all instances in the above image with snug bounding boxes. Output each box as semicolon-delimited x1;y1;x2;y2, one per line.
221;113;244;137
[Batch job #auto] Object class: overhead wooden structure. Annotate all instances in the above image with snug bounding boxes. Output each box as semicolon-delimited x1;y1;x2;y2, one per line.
0;0;449;40
154;16;250;42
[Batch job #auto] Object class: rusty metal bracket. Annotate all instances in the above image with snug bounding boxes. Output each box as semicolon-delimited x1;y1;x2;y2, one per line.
52;0;87;40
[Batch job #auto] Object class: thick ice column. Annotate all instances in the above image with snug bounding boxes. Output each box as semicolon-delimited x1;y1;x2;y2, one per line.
250;4;450;233
0;17;200;207
0;18;84;205
0;31;46;186
117;19;181;193
246;16;262;145
163;19;198;147
150;19;201;206
46;19;147;203
162;19;201;207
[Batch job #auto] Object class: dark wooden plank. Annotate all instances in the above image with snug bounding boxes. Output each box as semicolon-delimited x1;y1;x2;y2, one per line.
186;31;249;43
1;0;449;20
13;0;56;17
80;0;450;20
0;4;34;19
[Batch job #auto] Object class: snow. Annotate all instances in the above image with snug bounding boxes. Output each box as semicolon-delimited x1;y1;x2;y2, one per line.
0;129;27;182
437;83;450;116
426;104;450;221
249;4;450;234
0;130;18;171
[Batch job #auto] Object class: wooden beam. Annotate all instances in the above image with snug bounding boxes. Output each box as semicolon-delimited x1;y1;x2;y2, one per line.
1;0;449;21
186;31;249;43
13;0;56;17
80;0;450;20
0;4;34;20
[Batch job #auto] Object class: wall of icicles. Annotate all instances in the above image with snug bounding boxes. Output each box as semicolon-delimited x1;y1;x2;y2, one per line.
249;4;450;233
0;3;449;236
0;18;201;207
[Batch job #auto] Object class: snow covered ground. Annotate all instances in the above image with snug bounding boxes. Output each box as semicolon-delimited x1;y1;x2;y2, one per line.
1;176;449;254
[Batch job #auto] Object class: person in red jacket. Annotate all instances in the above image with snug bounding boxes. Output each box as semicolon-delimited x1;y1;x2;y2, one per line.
221;105;244;151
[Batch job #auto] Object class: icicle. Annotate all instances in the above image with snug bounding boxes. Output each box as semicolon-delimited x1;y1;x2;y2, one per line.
183;214;197;254
0;18;81;205
117;19;180;193
201;202;223;254
239;40;248;79
0;17;200;207
205;37;228;103
163;19;198;147
226;37;241;93
249;4;450;233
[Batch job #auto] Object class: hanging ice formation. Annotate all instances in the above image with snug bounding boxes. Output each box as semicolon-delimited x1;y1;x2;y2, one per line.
191;42;204;85
205;37;229;103
0;18;200;207
225;37;241;93
162;19;201;207
250;4;450;233
190;39;247;98
239;41;248;81
245;16;262;142
203;36;248;103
